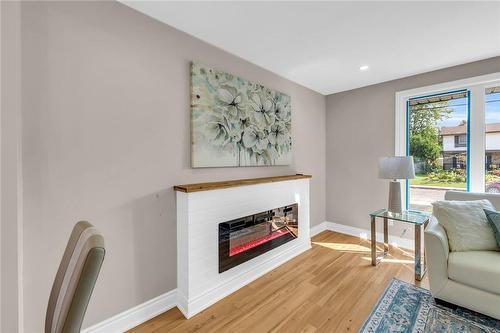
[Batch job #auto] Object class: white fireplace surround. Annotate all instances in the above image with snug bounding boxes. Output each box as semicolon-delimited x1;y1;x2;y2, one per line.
176;177;311;318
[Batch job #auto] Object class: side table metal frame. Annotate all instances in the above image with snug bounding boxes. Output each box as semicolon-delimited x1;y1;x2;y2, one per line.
370;215;429;281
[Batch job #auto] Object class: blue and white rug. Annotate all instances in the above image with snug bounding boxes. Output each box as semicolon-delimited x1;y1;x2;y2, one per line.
359;278;500;333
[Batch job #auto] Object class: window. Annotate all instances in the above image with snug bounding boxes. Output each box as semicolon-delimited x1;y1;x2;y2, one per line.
396;72;500;210
455;135;467;147
484;86;500;193
407;91;469;212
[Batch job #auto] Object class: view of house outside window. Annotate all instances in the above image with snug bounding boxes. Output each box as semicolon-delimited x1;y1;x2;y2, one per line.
484;86;500;193
408;91;468;212
408;86;500;212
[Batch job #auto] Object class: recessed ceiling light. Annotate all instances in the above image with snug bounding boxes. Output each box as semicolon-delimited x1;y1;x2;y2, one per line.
359;65;369;71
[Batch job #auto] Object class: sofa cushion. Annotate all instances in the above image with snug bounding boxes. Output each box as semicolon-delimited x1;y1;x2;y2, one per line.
448;251;500;295
484;209;500;248
432;199;498;252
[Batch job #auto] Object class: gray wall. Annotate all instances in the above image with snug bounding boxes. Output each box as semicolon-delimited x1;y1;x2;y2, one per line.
18;1;325;331
325;56;500;238
9;0;500;331
1;2;23;332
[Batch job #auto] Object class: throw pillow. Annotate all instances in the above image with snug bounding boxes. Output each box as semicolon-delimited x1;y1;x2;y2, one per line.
432;199;498;252
483;209;500;248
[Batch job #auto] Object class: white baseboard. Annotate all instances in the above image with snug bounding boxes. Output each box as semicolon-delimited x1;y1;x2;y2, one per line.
310;221;329;237
311;221;414;250
83;221;412;333
81;289;177;333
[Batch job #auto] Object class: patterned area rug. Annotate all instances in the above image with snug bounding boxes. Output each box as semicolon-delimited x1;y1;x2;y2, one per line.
359;278;500;333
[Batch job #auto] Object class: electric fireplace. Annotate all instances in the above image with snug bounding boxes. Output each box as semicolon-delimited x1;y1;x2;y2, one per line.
218;203;298;273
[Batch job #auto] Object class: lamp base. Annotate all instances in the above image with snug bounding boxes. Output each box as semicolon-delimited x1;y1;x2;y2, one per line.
388;181;402;214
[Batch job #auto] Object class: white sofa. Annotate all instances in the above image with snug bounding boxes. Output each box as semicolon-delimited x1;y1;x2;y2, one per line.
425;190;500;320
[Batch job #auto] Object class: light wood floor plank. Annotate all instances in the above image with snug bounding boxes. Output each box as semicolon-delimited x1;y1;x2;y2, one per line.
128;231;429;333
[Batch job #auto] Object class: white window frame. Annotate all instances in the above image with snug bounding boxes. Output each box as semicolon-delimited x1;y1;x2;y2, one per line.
395;72;500;209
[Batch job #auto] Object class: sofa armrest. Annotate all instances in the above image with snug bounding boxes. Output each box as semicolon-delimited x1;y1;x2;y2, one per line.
424;218;449;296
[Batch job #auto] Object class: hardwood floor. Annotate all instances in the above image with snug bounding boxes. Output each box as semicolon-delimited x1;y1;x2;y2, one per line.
129;231;429;333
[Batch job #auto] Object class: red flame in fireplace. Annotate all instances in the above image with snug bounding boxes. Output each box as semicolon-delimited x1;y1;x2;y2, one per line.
229;228;291;257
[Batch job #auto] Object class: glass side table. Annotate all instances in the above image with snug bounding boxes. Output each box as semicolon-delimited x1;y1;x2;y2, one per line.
369;209;431;281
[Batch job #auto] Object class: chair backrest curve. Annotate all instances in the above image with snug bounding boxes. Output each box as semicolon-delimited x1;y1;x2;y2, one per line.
45;221;105;333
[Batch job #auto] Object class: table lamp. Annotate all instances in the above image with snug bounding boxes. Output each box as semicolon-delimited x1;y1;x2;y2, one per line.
378;156;415;214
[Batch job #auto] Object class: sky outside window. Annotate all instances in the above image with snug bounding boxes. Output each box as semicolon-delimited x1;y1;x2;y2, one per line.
486;91;500;124
438;97;467;128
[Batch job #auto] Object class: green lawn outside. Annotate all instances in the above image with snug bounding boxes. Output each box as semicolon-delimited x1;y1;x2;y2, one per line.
410;175;466;189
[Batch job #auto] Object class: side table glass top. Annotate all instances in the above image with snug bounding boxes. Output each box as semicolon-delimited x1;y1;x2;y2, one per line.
369;209;430;225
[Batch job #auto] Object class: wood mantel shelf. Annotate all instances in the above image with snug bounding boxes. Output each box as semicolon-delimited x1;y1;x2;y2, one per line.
173;174;312;193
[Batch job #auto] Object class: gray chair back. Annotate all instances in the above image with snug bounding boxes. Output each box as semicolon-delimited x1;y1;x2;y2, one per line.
45;221;105;333
445;190;500;210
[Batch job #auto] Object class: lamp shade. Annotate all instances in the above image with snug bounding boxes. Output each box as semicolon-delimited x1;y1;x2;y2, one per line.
378;156;415;180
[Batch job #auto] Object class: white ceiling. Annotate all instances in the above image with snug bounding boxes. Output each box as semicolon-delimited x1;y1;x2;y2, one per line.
122;1;500;95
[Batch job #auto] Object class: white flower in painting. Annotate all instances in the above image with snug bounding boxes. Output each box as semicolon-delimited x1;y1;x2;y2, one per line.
268;123;288;146
204;113;231;146
242;127;258;149
242;126;268;151
215;85;246;122
249;93;275;127
274;100;290;123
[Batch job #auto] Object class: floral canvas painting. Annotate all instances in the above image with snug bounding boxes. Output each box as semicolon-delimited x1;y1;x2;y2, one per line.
191;63;292;167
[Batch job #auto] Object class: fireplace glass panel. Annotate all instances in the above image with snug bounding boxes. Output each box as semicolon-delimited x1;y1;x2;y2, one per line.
219;204;298;273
